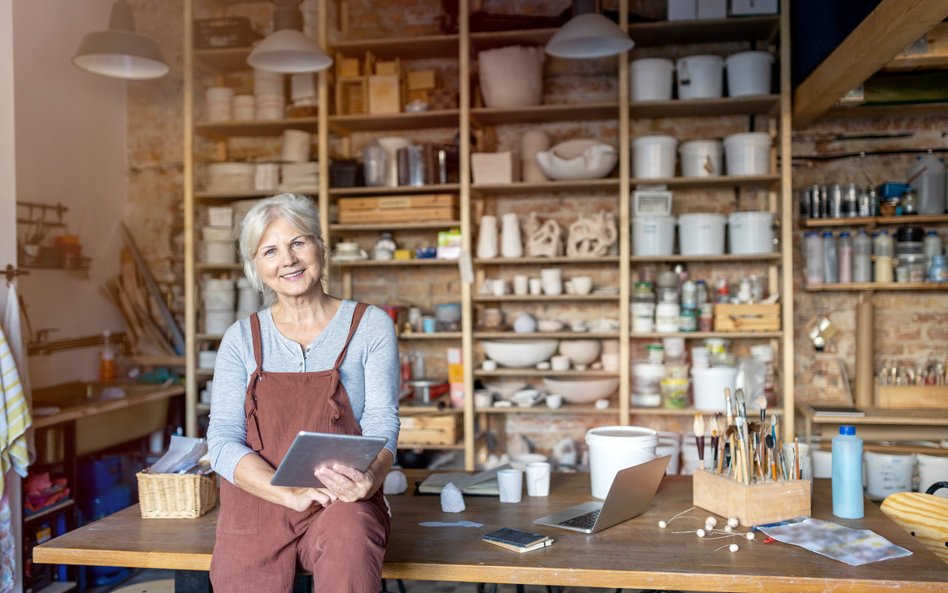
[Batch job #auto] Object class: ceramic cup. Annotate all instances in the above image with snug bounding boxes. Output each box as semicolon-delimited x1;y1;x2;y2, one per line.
529;278;543;295
422;316;437;333
572;276;593;295
526;462;551;497
601;352;620;371
541;268;563;296
497;468;524;503
492;279;507;296
550;355;571;371
474;389;493;409
513;274;529;296
545;394;563;409
482;360;498;371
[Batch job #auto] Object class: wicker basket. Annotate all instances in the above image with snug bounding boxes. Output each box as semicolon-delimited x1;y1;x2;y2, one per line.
137;469;218;519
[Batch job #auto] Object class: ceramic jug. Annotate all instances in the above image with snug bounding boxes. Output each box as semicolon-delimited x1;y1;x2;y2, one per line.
501;213;523;258
477;215;499;259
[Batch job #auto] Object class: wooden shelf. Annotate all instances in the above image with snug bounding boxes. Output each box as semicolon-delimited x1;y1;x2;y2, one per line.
629;95;779;118
825;101;948;119
478;405;617;415
475;256;619;265
399;405;464;415
473;294;619;303
331;221;459;232
629;407;724;416
471;102;618;125
195;117;318;138
472;179;620;194
801;214;948;228
631;174;780;189
332;33;459;59
35;581;77;593
474;331;619;339
329;110;459;134
332;258;458;268
195;190;272;201
330;184;460;197
883;53;948;72
24;499;76;524
398;332;462;340
801;407;948;427
195;369;214;378
475;369;619;378
630;331;783;339
629;253;779;263
805;282;948;292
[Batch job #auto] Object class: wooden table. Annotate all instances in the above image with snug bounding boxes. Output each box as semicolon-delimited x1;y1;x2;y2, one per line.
34;475;947;592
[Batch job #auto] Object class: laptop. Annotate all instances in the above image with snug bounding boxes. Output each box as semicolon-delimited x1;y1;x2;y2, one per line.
533;455;671;534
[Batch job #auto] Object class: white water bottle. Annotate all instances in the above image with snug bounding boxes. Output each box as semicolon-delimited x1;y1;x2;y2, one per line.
804;231;823;286
853;229;871;283
822;232;838;284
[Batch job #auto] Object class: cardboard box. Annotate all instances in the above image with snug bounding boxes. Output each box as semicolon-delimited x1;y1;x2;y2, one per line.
408;69;437;90
338;194;458;211
471;151;519;184
337;206;459;224
368;74;400;114
730;0;779;16
714;303;780;332
692;469;811;527
207;206;234;228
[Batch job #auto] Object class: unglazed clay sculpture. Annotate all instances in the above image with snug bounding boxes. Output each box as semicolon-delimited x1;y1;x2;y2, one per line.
524;212;563;257
566;211;618;257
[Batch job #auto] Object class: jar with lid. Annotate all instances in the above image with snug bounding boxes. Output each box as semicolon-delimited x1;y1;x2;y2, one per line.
804;230;824;286
923;230;942;267
678;307;697;332
631;281;656;333
681;280;697;308
930;254;948;283
822;231;838;284
837;232;853;283
698;302;714;332
694;279;709;304
714;276;730;303
853;229;872;283
857;186;873;217
895;226;925;257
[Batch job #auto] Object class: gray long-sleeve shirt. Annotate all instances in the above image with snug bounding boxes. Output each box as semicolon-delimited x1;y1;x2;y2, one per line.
206;300;400;484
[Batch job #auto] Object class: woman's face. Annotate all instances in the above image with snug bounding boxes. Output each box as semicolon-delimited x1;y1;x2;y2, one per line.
254;217;322;302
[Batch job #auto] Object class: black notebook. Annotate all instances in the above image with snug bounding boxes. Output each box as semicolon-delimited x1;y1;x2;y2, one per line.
482;528;553;553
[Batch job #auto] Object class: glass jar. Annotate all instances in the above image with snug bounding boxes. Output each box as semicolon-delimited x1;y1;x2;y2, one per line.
660;378;690;409
901;189;918;215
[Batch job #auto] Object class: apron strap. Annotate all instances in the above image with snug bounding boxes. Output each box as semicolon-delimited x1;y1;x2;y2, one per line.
333;302;369;370
249;312;264;373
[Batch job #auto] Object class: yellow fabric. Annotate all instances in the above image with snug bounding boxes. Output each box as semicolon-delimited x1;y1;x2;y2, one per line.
0;329;31;494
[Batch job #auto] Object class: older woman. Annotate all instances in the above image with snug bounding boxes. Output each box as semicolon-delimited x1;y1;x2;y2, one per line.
207;193;399;593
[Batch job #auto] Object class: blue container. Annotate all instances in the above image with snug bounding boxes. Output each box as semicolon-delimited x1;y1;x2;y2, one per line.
832;425;864;519
79;455;122;491
878;182;909;199
83;483;132;522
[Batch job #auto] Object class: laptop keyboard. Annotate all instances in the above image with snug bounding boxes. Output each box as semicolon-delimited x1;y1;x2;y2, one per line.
558;509;601;529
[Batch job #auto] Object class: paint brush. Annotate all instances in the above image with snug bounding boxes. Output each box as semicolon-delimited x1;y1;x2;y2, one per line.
693;413;706;470
765;433;776;480
709;414;721;474
794;436;800;480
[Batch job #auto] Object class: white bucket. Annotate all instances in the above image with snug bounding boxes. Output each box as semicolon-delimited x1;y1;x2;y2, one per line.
586;426;658;499
726;51;774;97
205;241;237;264
812;448;833;478
724;132;772;176
203;284;236;310
676;55;724;100
632;215;676;256
633;134;678;179
728;211;774;254
917;453;948;497
691;366;737;411
679;139;722;177
205;309;236;334
630;58;674;102
681;435;713;475
656;431;681;475
678;213;726;256
865;451;915;500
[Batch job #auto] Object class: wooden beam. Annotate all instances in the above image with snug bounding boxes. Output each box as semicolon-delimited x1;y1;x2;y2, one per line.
793;0;948;127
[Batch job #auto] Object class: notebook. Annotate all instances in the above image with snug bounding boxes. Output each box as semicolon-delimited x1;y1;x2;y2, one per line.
416;464;511;496
481;527;553;553
533;455;670;534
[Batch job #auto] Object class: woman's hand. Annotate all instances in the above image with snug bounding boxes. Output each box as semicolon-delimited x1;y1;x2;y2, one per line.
315;464;376;503
280;486;338;512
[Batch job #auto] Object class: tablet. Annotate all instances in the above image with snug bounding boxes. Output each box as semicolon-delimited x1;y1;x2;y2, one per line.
270;431;387;488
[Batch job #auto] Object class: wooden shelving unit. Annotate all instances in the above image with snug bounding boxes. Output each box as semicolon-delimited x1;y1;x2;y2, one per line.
805;282;948;292
801;214;948;228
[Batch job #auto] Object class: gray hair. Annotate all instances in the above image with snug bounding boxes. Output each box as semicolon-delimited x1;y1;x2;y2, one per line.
239;193;325;306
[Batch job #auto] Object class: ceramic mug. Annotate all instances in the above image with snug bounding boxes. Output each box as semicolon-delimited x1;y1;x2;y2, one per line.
512;274;529;295
526;462;551;497
550;355;571;371
497;469;524;503
572;276;593;295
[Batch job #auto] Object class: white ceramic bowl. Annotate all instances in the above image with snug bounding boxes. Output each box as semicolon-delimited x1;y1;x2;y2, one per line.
483;339;559;368
542;377;620;404
482;380;528;399
535;139;618;180
558;340;602;366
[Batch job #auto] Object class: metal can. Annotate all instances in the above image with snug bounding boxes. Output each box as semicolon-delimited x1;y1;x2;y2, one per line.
857;186;872;217
808;184;823;219
843;183;858;217
828;183;843;218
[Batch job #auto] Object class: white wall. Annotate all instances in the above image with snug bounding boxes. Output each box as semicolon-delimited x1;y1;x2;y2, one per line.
13;0;129;387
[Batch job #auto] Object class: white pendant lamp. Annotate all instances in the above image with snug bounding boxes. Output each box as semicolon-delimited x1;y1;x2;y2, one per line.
248;0;332;73
73;0;169;80
545;0;634;59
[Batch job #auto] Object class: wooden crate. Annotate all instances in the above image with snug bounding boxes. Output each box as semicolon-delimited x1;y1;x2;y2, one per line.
338;194;458;211
338;206;459;224
714;303;781;332
877;385;948;410
398;414;461;446
693;469;811;527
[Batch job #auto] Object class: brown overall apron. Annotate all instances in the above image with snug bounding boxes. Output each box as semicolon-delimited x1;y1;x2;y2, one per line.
210;303;390;593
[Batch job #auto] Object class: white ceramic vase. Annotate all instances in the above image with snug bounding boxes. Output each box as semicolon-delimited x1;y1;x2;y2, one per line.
477;215;499;259
520;129;551;183
501;213;523;258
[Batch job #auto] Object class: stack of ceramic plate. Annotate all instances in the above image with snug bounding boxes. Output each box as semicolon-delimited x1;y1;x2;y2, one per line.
254;163;280;191
281;129;312;162
206;162;255;193
232;95;256;121
254;69;285;120
291;73;317;108
205;87;234;121
279;162;319;193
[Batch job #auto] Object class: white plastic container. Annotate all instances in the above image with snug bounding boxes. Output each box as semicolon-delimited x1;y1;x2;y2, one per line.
654;303;681;332
728;211;774;254
656;432;682;475
691;366;738;411
678;213;726;255
917;453;948;497
631;303;655;333
864;451;915;500
725;51;774;97
633;134;678;179
632;215;676;256
202;226;233;242
679;139;722;177
723;132;772;176
205;309;236;334
205;241;237;264
630;58;674;102
585;426;658;499
203;278;236;309
812;448;833;478
675;55;724;100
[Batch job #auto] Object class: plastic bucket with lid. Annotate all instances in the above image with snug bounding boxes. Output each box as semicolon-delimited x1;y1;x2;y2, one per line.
728;211;774;254
865;451;915;500
679;139;722;177
678;213;726;255
632;215;675;256
691;366;738;411
725;51;774;97
633;134;678;179
917;453;948;497
724;132;772;176
656;432;681;475
676;55;724;100
630;58;674;102
585;426;658;499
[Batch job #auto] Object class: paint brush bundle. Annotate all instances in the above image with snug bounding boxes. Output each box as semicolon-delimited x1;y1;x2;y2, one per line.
691;388;812;527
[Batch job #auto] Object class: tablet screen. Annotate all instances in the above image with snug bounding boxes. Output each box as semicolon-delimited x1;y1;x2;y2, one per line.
270;431;387;488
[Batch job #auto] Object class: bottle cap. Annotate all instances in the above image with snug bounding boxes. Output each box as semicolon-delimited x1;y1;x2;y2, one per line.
839;232;850;238
822;231;834;238
839;425;856;435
